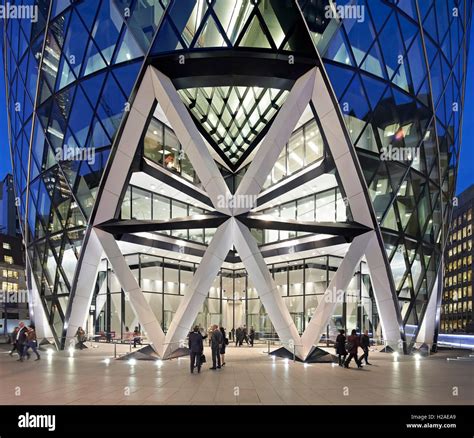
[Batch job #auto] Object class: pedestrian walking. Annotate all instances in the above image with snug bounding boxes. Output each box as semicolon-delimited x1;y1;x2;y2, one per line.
335;329;347;366
344;329;362;368
16;322;29;362
359;329;372;365
9;326;19;356
249;326;255;347
23;326;41;361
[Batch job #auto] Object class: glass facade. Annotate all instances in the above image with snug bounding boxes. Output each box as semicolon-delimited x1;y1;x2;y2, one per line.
299;0;473;346
93;252;376;340
3;0;471;350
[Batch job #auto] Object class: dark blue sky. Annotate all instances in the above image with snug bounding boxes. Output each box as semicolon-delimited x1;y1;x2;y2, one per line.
0;24;473;195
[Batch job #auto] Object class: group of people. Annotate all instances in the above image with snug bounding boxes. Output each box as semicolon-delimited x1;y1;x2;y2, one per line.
8;322;41;362
335;329;372;368
189;324;229;373
232;325;255;347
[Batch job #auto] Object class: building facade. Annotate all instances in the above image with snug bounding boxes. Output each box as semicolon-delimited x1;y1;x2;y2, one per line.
3;0;472;358
441;184;473;334
0;234;28;336
0;174;20;236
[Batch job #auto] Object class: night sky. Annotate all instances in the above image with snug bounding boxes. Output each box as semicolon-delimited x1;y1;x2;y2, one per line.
0;25;472;196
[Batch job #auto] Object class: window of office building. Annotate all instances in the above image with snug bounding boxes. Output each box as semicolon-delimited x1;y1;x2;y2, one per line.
4;255;13;264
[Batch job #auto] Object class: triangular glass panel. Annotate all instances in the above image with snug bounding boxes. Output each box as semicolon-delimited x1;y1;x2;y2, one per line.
96;72;127;138
359;72;388;111
435;1;450;44
83;38;108;76
193;13;227;48
151;16;185;54
56;54;77;91
212;0;252;46
111;61;141;97
258;0;288;48
67;86;94;147
323;29;354;66
38;70;53;104
89;0;123;65
345;115;367;148
87;117;111;149
368;161;393;221
41;31;62;90
178;85;289;166
358;152;381;187
169;0;208;46
397;12;418;51
398;273;413;299
114;26;145;63
366;1;392;33
390;242;408;290
63;10;94;78
76;0;99;30
238;14;272;49
423;6;438;42
386;161;406;195
324;63;355;100
381;203;398;231
345;12;377;66
80;70;106;109
416;76;430;108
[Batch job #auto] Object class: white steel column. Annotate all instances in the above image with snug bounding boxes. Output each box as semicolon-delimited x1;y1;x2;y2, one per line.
234;68;316;214
28;267;54;341
415;275;439;346
150;68;233;215
301;232;371;358
162;219;234;358
65;228;103;344
365;234;403;348
95;229;166;356
310;67;403;347
232;218;304;358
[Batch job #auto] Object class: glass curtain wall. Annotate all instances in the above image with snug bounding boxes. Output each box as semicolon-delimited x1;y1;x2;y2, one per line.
92;253;378;343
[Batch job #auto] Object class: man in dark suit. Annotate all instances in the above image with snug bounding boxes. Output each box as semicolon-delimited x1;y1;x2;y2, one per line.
210;324;223;370
188;326;204;373
359;330;372;365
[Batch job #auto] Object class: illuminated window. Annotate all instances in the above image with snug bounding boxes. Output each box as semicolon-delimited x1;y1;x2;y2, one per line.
2;281;18;292
2;269;18;279
2;243;11;250
4;255;13;264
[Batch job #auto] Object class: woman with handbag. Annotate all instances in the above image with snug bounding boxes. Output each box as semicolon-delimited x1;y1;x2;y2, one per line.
219;326;228;366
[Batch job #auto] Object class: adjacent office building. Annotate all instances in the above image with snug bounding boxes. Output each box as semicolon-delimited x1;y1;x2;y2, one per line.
0;234;28;336
0;174;20;237
441;184;473;333
3;0;472;359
